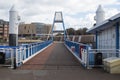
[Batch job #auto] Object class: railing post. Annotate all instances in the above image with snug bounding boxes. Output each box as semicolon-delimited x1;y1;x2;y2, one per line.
10;48;14;69
19;47;23;64
35;44;36;53
86;46;90;69
14;48;17;69
23;47;26;60
28;45;30;58
31;45;32;55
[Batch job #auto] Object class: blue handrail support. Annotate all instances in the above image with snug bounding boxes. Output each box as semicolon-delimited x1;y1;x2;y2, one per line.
0;40;53;68
64;40;92;68
64;40;120;69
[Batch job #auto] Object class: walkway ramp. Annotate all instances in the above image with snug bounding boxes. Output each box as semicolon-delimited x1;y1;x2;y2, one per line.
1;42;119;80
19;42;80;70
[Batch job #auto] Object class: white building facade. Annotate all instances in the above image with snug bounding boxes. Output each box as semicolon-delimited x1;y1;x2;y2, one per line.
87;5;120;57
97;26;116;49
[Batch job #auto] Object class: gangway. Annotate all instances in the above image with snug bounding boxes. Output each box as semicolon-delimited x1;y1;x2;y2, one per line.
20;42;81;70
0;11;120;79
15;42;119;80
0;40;53;68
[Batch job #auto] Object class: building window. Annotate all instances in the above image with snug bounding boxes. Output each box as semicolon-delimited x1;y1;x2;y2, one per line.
24;26;26;29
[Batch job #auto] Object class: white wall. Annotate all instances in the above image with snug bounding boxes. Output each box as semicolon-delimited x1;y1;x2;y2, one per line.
97;27;117;58
97;26;116;49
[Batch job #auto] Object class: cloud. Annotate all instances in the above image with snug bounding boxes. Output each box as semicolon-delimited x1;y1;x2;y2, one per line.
105;8;120;19
0;0;119;29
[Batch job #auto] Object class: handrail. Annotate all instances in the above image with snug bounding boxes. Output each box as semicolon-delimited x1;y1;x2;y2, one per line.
64;40;120;69
0;40;53;69
64;40;91;68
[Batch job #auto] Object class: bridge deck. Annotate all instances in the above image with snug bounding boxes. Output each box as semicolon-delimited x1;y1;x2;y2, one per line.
0;42;120;80
19;42;80;70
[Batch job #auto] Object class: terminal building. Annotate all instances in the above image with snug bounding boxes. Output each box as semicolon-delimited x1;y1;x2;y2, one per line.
18;23;36;37
18;23;52;40
32;23;52;35
87;5;120;57
0;21;52;40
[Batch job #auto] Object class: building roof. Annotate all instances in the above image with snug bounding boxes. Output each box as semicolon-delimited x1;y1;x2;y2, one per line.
87;13;120;33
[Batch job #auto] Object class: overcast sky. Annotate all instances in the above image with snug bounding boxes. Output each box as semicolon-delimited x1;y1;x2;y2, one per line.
0;0;120;29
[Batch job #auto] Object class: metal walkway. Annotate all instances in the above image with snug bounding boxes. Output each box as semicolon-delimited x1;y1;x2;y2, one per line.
0;42;120;80
19;42;81;70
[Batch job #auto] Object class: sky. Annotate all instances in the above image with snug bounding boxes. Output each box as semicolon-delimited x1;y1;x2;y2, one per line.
0;0;120;30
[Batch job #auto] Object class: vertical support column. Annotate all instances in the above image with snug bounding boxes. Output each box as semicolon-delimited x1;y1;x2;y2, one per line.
51;23;55;41
61;12;66;40
116;22;119;57
62;20;66;40
95;31;98;49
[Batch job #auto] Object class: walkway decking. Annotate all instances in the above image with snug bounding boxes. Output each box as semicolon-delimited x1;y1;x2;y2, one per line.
0;42;120;80
19;42;80;70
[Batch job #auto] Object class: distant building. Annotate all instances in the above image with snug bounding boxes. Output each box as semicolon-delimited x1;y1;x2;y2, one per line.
18;24;36;37
32;23;45;34
32;23;52;35
43;24;52;34
0;19;9;41
0;20;53;40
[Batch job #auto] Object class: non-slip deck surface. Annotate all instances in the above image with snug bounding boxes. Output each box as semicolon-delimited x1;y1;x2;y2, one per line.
0;42;119;80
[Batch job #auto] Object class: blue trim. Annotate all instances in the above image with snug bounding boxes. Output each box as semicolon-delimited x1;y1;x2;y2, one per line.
95;31;98;49
51;12;56;41
61;12;66;40
87;14;120;33
116;22;119;57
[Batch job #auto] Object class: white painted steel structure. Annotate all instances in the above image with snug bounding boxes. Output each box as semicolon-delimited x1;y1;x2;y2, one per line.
9;5;20;46
94;5;105;25
9;5;19;34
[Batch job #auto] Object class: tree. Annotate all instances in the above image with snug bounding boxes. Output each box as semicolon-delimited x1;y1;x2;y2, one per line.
66;27;89;35
75;28;82;35
82;27;88;35
66;28;75;35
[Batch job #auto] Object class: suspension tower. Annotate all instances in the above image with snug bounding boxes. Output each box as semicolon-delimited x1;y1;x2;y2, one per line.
51;12;67;41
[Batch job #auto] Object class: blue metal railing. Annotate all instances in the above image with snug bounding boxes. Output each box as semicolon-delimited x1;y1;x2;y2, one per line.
64;40;92;68
65;40;120;69
0;46;17;59
88;49;120;68
16;40;53;66
0;40;53;68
